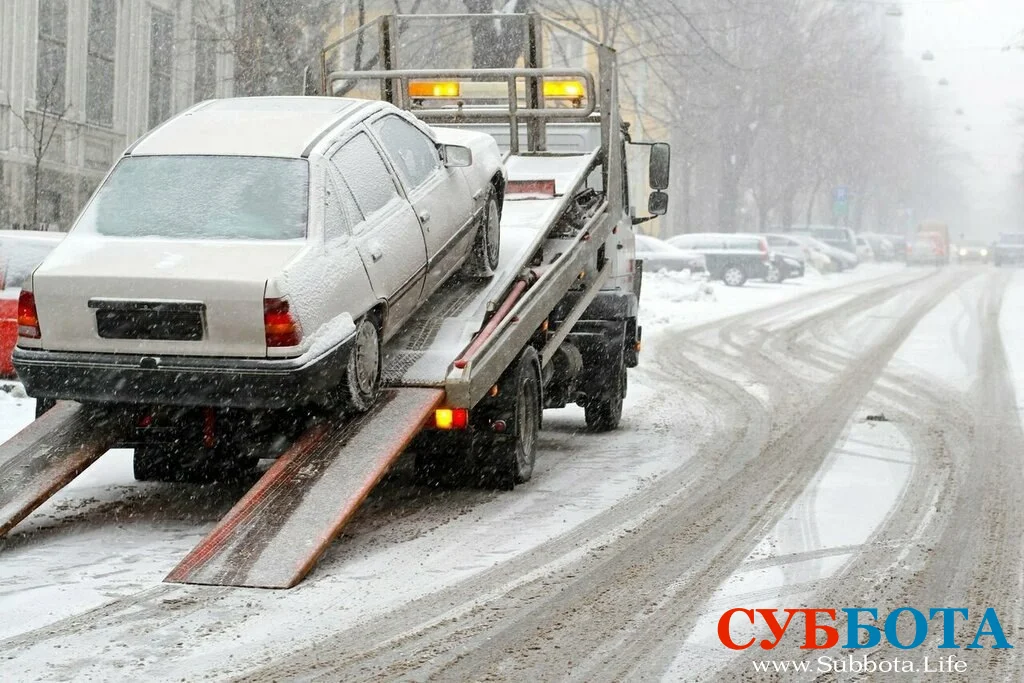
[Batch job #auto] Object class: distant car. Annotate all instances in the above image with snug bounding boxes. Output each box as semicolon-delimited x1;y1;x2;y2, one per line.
667;233;771;286
0;231;64;378
956;241;990;263
906;234;945;266
855;236;876;262
875;233;907;260
786;224;858;264
770;253;805;282
992;233;1024;266
782;233;854;272
14;96;506;413
635;234;706;273
859;233;896;261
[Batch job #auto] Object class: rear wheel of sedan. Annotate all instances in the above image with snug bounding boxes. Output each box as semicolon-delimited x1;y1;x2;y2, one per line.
342;317;382;413
466;191;501;277
722;265;747;287
763;264;783;284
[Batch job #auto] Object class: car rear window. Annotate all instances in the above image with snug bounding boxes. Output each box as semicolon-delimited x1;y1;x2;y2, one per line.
77;156;309;240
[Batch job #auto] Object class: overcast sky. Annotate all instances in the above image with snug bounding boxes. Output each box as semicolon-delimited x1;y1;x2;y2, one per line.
898;0;1024;233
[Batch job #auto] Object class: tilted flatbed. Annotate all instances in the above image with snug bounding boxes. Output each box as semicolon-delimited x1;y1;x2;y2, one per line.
0;13;670;589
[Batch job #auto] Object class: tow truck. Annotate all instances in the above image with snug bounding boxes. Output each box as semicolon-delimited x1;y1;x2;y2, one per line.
0;13;670;589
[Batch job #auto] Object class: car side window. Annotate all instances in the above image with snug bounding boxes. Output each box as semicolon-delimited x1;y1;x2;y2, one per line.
372;115;441;190
331;133;400;218
324;170;362;242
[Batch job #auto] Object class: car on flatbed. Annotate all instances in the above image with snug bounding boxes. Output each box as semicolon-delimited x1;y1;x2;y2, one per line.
14;96;505;414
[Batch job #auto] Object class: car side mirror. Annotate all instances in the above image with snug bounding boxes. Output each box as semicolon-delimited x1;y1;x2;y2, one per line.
440;144;472;168
648;190;668;216
648;142;670;190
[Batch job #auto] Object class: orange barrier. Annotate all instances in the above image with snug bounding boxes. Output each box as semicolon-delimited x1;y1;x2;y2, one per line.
165;388;443;589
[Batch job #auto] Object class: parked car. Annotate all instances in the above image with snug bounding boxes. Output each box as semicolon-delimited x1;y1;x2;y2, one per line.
667;233;771;286
786;224;859;265
635;234;707;273
784;233;855;272
766;253;805;282
876;233;908;260
956;241;990;263
14;96;506;413
906;233;945;266
859;233;896;261
0;231;65;378
992;233;1024;266
855;236;876;262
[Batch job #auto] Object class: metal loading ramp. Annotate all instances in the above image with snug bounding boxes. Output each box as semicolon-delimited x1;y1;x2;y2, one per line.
165;388;443;589
0;402;128;537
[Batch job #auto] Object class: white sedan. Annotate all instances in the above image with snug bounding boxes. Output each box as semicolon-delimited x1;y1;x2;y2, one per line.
15;96;506;413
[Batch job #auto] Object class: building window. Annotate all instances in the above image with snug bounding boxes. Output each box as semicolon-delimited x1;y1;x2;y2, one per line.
37;0;68;111
87;0;117;127
194;24;217;101
148;8;174;128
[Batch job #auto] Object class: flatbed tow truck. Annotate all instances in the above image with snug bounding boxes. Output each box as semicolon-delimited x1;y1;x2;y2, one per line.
0;14;670;589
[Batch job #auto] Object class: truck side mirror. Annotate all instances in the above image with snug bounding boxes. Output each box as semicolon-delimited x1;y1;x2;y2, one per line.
648;190;668;216
440;144;473;168
649;143;671;190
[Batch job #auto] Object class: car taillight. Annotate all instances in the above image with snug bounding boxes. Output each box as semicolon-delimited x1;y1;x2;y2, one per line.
264;297;302;347
759;239;770;261
18;290;41;339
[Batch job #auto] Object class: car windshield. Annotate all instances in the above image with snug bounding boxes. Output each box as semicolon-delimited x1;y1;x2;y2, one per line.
76;156;309;240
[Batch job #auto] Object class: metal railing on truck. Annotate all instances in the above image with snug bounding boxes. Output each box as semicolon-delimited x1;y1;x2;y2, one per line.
316;12;618;157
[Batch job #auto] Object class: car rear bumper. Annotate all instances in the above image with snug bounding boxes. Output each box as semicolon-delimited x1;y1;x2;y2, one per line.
13;332;357;410
994;249;1024;264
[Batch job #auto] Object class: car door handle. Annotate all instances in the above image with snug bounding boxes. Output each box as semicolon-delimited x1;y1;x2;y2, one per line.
370;244;384;262
419;210;431;224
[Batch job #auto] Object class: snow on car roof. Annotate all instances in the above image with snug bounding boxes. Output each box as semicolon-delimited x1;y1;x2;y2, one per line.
129;97;372;159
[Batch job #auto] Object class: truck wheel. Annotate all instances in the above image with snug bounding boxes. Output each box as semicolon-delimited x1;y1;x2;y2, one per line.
34;397;57;419
722;265;747;287
465;191;501;278
483;347;541;490
585;363;624;432
342;317;382;413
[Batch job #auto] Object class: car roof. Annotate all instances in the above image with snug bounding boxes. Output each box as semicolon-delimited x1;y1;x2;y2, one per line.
128;97;379;159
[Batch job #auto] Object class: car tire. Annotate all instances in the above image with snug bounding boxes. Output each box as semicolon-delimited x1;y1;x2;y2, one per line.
722;265;747;287
34;397;57;420
341;317;382;413
763;264;783;284
466;190;501;278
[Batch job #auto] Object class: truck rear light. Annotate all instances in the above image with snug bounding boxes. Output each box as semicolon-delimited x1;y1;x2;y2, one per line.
264;297;302;347
435;407;469;430
18;290;41;339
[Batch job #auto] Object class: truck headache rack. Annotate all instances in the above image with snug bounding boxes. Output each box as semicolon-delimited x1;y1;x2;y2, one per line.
319;12;616;154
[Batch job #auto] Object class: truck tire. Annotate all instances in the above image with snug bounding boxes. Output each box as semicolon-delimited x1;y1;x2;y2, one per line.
341;317;382;413
584;362;625;432
465;190;501;278
482;346;541;490
722;265;747;287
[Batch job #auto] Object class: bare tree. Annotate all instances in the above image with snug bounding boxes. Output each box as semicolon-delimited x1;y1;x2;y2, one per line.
6;70;73;226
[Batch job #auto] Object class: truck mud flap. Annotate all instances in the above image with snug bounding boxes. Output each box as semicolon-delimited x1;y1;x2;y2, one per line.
0;401;128;537
165;388;443;589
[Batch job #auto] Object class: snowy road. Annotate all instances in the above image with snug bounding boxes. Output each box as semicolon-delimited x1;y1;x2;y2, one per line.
1;264;1023;681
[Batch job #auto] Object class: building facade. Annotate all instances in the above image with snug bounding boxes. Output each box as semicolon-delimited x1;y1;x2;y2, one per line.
0;0;234;229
